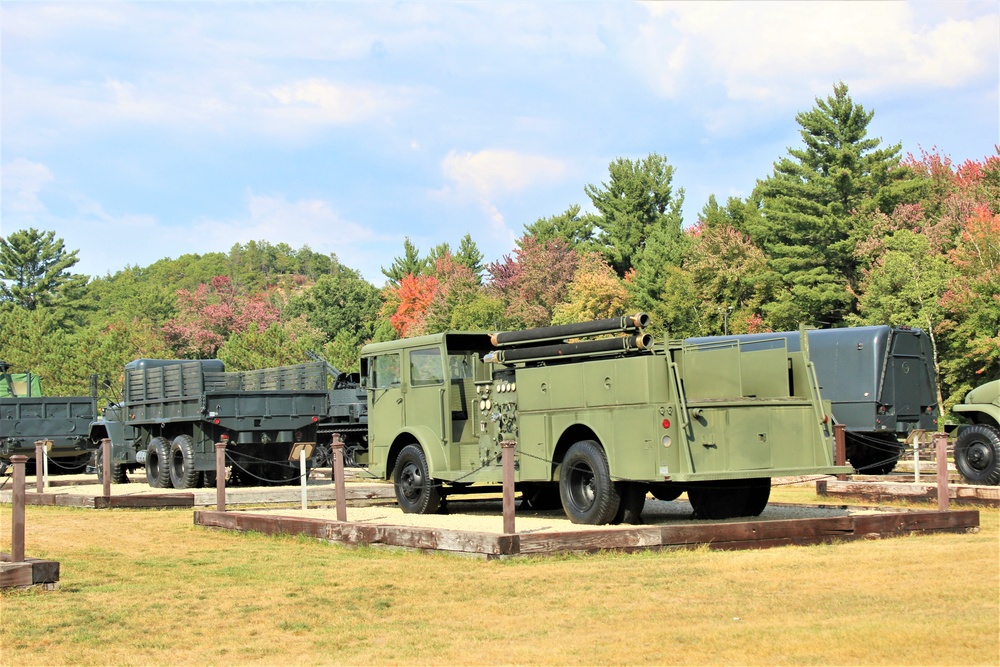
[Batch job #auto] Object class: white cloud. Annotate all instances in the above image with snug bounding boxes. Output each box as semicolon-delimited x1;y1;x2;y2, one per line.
438;149;569;246
635;1;998;108
1;159;54;217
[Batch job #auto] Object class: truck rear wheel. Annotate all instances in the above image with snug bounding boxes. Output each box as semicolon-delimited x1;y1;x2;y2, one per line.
688;478;771;520
145;437;172;488
393;444;441;514
169;434;200;489
649;484;683;502
613;482;647;525
955;424;1000;485
559;440;620;525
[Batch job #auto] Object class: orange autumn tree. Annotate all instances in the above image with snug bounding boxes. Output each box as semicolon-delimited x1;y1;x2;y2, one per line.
387;272;439;337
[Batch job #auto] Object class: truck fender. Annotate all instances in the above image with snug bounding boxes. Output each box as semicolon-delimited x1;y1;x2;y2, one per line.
953;404;1000;428
88;423;110;445
390;426;449;477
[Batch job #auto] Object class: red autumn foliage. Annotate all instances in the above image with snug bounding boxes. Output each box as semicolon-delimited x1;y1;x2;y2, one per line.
163;275;281;357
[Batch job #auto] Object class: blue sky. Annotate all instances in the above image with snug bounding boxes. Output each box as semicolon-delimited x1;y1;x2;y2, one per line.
2;1;998;286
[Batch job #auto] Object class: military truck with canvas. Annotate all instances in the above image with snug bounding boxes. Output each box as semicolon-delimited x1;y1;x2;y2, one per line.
89;359;331;488
360;315;848;525
689;326;939;474
951;380;1000;485
0;361;98;475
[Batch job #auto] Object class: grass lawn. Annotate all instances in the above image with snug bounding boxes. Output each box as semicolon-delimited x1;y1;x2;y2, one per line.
2;487;998;666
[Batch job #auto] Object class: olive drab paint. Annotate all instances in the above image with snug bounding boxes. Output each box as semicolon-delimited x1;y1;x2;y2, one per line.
361;316;851;524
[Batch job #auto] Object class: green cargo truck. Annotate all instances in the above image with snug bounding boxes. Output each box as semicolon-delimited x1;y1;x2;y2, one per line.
88;358;330;488
360;315;848;524
952;379;1000;485
0;361;97;475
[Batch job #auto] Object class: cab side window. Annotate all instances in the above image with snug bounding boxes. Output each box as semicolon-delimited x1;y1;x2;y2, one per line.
409;348;444;386
371;354;401;389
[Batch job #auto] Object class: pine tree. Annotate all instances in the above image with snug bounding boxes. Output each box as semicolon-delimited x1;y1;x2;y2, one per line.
454;234;485;283
0;228;87;311
585;153;685;276
380;237;428;286
752;82;915;328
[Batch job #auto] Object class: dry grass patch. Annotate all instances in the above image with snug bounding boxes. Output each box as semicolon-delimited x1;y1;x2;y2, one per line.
1;493;997;666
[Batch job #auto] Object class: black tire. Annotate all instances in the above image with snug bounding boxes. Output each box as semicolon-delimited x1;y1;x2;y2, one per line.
95;448;128;484
689;478;771;520
613;482;647;525
649;484;683;502
145;437;172;488
168;434;200;489
559;440;620;525
954;424;1000;486
203;470;217;488
519;482;562;511
393;444;441;514
311;443;333;469
742;478;771;516
848;433;903;475
0;460;8;476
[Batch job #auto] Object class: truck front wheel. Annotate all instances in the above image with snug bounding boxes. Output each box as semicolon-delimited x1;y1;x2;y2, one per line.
95;448;128;484
393;444;441;514
169;434;200;489
955;424;1000;485
559;440;620;525
145;437;172;488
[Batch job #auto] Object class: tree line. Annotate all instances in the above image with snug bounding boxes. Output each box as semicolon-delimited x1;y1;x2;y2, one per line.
1;83;997;416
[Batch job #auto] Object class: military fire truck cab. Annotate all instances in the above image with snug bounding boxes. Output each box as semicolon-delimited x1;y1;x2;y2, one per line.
361;316;848;525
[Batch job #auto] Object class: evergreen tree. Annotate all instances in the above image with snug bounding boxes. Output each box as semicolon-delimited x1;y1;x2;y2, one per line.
522;205;597;252
0;228;87;311
751;82;916;328
454;234;485;283
584;153;685;276
381;237;429;286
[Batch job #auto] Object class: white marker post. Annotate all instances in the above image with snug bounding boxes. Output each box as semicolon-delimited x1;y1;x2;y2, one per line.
290;443;314;512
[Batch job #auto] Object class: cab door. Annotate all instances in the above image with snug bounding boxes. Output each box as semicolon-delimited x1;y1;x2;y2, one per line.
364;352;403;478
406;347;448;448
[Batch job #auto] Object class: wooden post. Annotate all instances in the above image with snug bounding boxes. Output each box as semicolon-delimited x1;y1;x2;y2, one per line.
913;432;920;484
936;432;949;512
834;424;847;481
11;455;27;563
501;440;516;535
102;438;112;498
331;434;347;522
215;442;227;512
34;441;45;493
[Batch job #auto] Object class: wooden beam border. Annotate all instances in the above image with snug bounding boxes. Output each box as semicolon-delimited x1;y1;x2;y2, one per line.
194;507;980;559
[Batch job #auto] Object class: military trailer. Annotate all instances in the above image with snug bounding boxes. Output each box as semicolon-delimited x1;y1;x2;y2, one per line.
360;315;848;525
0;361;97;475
688;326;939;474
88;359;330;488
952;379;1000;485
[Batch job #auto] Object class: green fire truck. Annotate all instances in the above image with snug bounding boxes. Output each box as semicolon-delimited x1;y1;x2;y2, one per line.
360;315;849;524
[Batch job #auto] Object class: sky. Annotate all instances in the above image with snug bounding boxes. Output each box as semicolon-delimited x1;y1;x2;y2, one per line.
2;1;998;287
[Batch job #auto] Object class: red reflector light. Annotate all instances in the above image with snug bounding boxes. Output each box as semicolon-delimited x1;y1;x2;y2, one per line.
213;418;220;424
662;419;671;429
312;416;319;422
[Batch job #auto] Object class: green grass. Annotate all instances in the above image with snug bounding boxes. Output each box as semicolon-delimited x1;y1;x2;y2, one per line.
1;492;998;666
